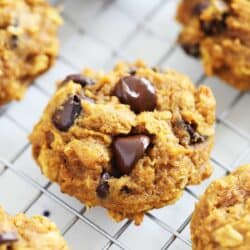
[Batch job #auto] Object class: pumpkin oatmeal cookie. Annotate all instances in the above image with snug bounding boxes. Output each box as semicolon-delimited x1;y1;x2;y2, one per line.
0;0;62;106
30;61;216;224
0;206;69;250
177;0;250;90
191;165;250;250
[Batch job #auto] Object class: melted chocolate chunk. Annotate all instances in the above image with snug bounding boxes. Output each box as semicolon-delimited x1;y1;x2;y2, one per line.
96;182;109;199
200;13;228;36
173;120;207;146
192;2;210;15
0;232;18;245
181;43;200;58
52;95;82;131
113;135;150;175
114;76;157;113
96;172;111;199
62;74;94;87
185;122;207;144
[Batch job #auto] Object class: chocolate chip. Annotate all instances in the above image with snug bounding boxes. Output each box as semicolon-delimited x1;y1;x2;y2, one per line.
173;120;207;146
52;95;82;131
110;160;123;178
113;135;150;175
186;122;207;145
192;2;210;15
200;13;228;35
96;182;109;198
181;43;200;58
62;74;94;87
0;232;18;245
114;76;157;113
96;172;110;199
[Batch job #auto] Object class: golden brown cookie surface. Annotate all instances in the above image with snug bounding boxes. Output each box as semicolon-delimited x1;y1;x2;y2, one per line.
30;61;216;224
177;0;250;90
191;165;250;250
0;206;69;250
0;0;62;106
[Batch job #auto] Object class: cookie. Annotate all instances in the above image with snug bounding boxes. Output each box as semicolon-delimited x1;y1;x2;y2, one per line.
0;206;69;250
0;0;62;106
30;60;216;224
177;0;250;91
191;165;250;250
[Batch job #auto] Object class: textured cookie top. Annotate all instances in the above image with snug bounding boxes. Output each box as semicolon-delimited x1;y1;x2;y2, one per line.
30;61;215;224
178;0;250;47
0;206;69;250
0;0;62;105
191;165;250;250
177;0;250;90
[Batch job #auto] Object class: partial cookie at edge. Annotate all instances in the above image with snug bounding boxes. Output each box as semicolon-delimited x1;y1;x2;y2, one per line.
191;165;250;250
177;0;250;90
0;206;69;250
0;0;62;105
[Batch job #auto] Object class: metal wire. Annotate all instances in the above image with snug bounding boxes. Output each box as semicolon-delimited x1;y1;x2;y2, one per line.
0;0;249;249
0;157;130;250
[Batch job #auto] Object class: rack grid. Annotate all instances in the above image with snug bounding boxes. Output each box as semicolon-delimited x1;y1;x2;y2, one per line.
0;0;249;249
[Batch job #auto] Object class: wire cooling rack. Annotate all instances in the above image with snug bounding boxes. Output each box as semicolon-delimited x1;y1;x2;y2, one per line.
0;0;250;249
